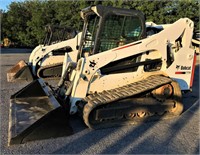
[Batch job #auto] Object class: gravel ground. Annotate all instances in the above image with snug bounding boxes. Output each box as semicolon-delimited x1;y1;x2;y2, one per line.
0;48;199;154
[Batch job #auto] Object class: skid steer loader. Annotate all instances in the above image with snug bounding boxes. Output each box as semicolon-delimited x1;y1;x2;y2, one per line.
7;25;82;82
8;5;200;145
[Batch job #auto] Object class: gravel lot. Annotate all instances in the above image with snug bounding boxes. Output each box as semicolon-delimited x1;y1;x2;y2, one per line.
0;48;199;154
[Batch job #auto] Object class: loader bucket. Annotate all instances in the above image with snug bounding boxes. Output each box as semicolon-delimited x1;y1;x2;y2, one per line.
7;60;34;82
8;79;73;145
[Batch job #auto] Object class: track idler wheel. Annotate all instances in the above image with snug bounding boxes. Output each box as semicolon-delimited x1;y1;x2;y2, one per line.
137;111;146;118
152;80;183;117
167;81;183;116
125;113;136;119
151;83;173;101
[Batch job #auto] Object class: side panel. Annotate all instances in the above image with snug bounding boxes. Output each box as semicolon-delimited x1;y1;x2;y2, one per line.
166;48;195;90
40;56;64;66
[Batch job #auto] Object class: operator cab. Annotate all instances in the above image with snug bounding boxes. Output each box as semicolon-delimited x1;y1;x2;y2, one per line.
43;25;78;55
79;5;146;58
43;25;77;46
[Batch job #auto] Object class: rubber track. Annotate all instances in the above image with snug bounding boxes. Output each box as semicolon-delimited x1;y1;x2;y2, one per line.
37;62;63;80
83;75;172;129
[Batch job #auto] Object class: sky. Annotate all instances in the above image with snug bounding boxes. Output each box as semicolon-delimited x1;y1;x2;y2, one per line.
0;0;24;12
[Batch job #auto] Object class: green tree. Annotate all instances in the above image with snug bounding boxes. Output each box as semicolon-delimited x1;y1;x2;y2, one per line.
2;2;31;46
1;0;199;47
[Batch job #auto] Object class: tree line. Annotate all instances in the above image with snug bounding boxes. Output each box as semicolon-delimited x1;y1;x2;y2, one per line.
1;0;199;47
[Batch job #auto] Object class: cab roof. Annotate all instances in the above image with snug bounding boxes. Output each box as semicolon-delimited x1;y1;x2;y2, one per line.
80;5;144;19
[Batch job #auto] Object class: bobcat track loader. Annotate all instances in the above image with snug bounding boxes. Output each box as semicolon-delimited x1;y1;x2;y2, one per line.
7;25;82;82
8;5;199;145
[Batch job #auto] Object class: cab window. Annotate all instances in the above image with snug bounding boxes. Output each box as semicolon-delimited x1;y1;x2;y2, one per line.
99;14;143;52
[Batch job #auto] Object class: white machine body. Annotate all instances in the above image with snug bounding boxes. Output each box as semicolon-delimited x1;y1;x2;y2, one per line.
64;18;196;114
